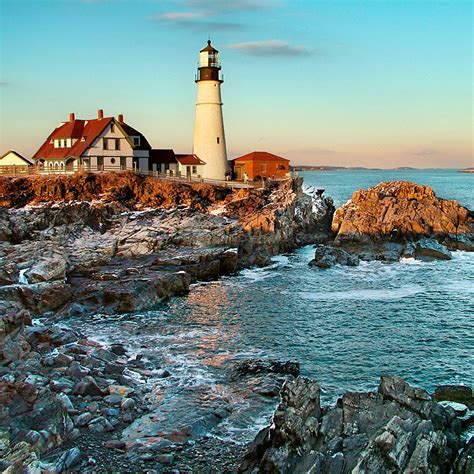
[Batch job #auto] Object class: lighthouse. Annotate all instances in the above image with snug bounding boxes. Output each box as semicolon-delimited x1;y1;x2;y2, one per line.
193;40;228;181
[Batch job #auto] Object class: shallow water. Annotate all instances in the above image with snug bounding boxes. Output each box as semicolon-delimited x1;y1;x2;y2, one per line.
70;169;474;443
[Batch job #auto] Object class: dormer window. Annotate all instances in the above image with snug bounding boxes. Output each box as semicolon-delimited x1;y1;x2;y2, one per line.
132;136;141;146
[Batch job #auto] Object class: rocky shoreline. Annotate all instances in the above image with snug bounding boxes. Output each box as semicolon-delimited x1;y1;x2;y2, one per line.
1;174;473;472
0;173;334;471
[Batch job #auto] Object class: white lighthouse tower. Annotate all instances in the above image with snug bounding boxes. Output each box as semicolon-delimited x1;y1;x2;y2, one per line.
193;40;228;180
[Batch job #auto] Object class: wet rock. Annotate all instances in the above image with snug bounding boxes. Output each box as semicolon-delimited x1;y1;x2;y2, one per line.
55;447;81;472
309;244;359;268
230;359;300;379
105;440;126;450
68;361;90;379
50;377;75;393
434;385;474;409
73;376;104;397
104;362;125;376
121;398;135;411
25;255;68;283
405;238;452;261
110;344;127;356
104;394;123;406
74;412;93;427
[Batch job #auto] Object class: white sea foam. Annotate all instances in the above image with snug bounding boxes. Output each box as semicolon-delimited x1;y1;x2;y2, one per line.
301;285;425;301
18;269;29;285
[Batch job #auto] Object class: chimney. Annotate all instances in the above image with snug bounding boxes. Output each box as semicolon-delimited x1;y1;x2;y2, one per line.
69;112;75;121
118;114;124;123
98;109;104;120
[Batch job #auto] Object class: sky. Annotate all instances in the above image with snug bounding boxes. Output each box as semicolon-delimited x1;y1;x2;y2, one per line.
0;0;472;168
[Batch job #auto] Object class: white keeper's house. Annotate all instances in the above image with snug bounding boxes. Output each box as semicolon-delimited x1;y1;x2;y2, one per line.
33;110;152;173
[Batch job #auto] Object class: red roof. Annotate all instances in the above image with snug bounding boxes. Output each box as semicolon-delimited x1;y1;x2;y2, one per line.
230;151;290;163
176;154;205;165
33;117;114;160
33;116;151;160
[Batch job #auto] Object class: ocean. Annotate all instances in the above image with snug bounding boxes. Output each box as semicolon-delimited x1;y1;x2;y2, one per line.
69;169;474;443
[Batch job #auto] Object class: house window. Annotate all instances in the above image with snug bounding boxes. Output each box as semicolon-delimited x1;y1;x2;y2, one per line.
164;163;170;171
192;165;197;174
133;136;141;146
261;164;267;174
120;157;127;170
110;157;116;165
97;156;104;171
115;139;120;150
103;138;108;150
217;137;220;144
110;123;115;133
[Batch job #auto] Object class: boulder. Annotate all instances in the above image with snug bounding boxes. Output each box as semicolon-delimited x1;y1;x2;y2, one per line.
405;238;452;261
309;244;359;268
25;255;69;283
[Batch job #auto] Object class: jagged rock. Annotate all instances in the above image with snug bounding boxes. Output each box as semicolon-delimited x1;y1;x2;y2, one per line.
455;438;474;473
239;375;464;473
73;376;104;397
309;244;359;268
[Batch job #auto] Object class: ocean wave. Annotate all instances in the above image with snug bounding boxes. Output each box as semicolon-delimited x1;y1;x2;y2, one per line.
300;285;425;301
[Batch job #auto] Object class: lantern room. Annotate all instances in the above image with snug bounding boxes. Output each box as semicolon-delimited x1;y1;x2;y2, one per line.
196;40;223;82
199;40;220;68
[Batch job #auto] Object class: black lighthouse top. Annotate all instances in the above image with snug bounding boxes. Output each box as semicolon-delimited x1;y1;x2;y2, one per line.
196;40;223;83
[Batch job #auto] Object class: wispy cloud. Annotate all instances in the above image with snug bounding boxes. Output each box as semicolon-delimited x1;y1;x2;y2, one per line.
153;0;278;30
230;40;311;56
149;12;243;30
186;0;278;11
0;81;10;87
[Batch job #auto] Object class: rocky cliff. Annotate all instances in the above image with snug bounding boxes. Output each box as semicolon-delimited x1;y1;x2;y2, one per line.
0;174;334;316
327;181;474;262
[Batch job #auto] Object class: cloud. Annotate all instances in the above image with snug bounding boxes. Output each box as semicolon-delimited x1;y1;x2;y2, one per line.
229;40;311;56
185;0;277;11
0;81;10;87
411;148;440;156
149;11;243;30
158;11;207;21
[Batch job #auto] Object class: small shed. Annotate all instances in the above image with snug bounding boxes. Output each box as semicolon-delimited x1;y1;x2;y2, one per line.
229;151;290;181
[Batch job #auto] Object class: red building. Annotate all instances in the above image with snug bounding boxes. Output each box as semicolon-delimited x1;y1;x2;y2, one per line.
229;151;290;181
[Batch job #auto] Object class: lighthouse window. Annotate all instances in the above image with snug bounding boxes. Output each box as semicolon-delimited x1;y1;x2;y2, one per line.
217;137;220;144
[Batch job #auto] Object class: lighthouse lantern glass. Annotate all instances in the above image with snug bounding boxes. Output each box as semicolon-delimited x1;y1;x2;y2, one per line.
199;51;219;68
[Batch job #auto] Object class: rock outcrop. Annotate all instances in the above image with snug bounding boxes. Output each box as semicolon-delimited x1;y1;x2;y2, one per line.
331;181;474;262
0;174;334;317
239;375;470;473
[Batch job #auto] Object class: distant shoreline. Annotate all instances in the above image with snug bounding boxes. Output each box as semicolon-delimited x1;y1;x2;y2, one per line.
292;166;470;172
